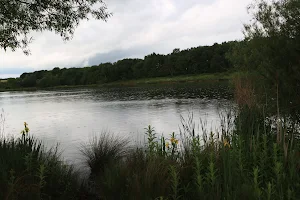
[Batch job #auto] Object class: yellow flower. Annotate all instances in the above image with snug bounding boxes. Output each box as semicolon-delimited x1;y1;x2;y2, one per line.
21;122;29;135
170;137;175;143
170;137;179;145
25;127;30;133
166;142;169;148
223;138;230;148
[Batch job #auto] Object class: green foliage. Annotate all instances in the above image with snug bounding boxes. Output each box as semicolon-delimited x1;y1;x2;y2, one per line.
1;108;300;199
0;123;85;199
169;165;180;200
0;41;236;90
0;0;111;54
79;110;300;200
229;0;300;120
145;125;157;156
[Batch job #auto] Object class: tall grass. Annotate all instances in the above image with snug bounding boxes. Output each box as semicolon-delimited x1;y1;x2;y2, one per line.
80;112;300;199
1;105;300;199
0;124;91;200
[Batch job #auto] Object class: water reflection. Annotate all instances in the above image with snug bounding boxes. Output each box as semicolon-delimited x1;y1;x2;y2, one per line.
0;82;234;163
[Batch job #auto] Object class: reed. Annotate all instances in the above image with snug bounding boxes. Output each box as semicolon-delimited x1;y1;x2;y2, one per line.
1;106;300;199
0;123;85;200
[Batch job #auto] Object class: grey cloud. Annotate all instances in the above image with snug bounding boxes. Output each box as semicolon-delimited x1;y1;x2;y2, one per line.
87;43;173;66
1;0;252;78
88;47;146;65
0;67;35;78
0;67;34;74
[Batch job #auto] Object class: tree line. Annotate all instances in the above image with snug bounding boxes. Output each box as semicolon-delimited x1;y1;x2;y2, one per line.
1;41;236;89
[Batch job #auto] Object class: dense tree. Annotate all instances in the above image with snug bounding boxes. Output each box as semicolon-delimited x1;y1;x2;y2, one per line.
0;0;111;54
229;0;300;119
20;74;36;87
0;41;235;89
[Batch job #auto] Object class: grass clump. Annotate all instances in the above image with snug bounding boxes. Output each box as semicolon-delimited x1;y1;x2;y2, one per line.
81;132;129;177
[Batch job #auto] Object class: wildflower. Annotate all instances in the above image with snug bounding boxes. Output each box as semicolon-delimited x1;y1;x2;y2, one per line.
166;142;169;148
170;137;179;145
170;137;175;143
20;122;29;135
25;126;30;133
223;138;230;148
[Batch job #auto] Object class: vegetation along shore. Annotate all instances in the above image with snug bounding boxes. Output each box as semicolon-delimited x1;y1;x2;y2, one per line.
0;72;233;92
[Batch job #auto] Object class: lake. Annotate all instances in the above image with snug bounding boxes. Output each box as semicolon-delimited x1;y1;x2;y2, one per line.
0;82;234;163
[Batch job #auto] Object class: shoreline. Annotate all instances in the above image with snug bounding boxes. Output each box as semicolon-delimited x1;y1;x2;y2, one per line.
0;72;234;92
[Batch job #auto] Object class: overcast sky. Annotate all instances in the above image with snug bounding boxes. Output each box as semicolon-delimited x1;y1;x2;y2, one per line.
0;0;252;78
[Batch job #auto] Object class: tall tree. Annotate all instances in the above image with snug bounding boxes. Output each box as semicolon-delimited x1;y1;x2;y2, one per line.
230;0;300;118
0;0;111;54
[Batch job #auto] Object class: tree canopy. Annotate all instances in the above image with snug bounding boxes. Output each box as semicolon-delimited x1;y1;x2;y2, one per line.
229;0;300;118
0;0;111;54
0;42;236;89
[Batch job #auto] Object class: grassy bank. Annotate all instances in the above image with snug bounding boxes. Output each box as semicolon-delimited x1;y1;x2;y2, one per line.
104;72;233;86
0;72;233;92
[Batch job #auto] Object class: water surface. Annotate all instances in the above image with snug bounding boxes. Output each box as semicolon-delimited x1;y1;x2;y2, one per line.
0;83;233;163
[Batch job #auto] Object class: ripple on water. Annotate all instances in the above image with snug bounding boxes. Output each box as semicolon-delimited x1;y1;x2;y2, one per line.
0;83;234;164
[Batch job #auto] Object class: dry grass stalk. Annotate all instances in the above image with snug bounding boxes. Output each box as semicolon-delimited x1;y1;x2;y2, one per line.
233;75;256;108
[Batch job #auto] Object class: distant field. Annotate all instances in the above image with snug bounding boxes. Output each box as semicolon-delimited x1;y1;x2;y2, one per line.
104;72;233;86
